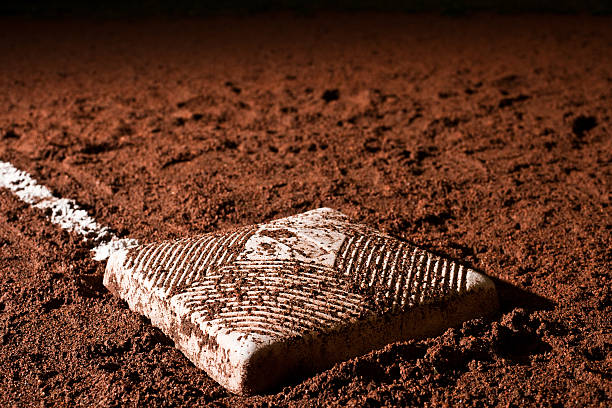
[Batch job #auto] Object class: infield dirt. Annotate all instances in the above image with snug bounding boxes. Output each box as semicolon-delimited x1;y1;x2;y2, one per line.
0;13;610;407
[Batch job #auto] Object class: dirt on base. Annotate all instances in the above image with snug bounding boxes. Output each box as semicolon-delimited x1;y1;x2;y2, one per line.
0;13;610;407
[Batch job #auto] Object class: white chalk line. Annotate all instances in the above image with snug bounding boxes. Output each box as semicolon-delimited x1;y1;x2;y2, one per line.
0;160;137;261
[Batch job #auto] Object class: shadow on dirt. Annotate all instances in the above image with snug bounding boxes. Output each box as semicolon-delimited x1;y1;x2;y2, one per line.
490;276;555;313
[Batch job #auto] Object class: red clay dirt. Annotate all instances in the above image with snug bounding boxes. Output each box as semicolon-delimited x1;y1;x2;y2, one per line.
0;13;610;407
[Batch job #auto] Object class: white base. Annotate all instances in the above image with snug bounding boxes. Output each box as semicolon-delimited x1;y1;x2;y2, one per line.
104;208;497;395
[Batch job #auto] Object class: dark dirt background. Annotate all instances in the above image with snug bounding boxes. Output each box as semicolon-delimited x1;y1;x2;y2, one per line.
0;12;610;407
3;1;612;17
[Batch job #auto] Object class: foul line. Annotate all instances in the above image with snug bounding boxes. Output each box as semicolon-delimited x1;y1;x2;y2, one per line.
0;160;137;261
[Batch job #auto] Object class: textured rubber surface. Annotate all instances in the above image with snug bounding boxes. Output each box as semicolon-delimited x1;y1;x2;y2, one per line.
104;208;497;394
